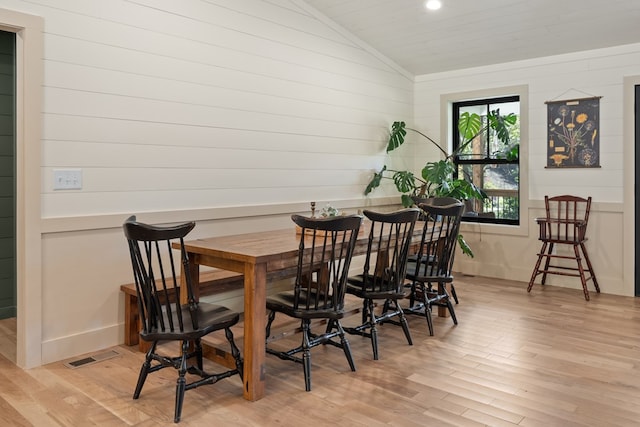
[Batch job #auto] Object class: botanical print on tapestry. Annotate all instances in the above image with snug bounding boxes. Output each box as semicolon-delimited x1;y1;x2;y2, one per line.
546;97;600;168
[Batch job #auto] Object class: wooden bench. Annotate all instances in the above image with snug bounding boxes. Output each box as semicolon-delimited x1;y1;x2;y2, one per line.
121;269;244;351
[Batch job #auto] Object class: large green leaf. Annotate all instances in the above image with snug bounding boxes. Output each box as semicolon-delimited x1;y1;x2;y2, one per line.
505;143;519;161
443;179;486;200
422;160;454;187
364;165;386;195
392;170;417;193
487;110;517;144
457;235;474;258
495;143;519;161
458;112;483;142
401;194;414;208
387;121;407;152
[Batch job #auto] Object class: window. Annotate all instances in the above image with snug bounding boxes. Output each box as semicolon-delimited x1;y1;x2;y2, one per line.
452;96;520;225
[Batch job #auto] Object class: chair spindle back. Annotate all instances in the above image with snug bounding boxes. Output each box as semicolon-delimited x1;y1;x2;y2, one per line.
542;195;592;243
411;202;464;279
360;209;419;295
124;216;197;334
291;214;362;313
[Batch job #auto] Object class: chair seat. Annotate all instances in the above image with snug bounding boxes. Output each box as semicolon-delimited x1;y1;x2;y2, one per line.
266;290;345;320
405;258;452;281
140;302;240;342
406;256;438;276
407;254;435;263
346;275;407;300
405;272;454;284
541;236;588;244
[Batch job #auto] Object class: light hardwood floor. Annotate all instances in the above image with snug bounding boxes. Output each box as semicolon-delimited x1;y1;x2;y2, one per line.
1;275;639;426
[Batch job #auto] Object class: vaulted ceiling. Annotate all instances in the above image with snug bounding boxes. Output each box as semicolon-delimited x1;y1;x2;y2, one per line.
303;0;640;75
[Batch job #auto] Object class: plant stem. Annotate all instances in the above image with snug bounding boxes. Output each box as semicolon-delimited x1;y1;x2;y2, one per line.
384;169;427;185
406;127;449;158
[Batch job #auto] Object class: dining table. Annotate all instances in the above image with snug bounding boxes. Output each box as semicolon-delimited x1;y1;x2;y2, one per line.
177;218;431;401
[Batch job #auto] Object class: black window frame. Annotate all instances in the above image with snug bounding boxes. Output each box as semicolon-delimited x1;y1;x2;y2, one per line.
452;95;520;226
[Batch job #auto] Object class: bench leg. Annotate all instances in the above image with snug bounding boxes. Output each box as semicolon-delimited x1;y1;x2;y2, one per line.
124;293;139;346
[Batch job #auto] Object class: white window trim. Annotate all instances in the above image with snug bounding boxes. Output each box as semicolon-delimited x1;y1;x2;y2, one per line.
440;85;529;237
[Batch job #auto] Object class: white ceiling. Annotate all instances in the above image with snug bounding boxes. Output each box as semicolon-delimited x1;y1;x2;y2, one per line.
303;0;640;75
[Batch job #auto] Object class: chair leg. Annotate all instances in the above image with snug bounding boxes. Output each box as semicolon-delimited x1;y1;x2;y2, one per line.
418;284;435;336
335;320;356;372
194;338;203;371
450;282;459;304
133;341;157;399
541;243;554;285
408;281;417;307
382;298;413;345
527;242;547;292
424;303;434;336
366;299;379;361
301;321;312;392
325;318;336;334
574;244;590;301
378;299;391;326
446;293;458;325
225;327;243;380
265;310;276;339
397;304;413;346
580;242;600;293
174;341;190;423
360;299;368;324
381;299;391;316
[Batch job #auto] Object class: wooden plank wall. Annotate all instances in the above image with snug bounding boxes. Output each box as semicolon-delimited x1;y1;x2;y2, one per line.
0;30;14;319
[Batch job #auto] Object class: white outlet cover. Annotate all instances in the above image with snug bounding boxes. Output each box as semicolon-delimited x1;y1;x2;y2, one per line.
53;169;82;190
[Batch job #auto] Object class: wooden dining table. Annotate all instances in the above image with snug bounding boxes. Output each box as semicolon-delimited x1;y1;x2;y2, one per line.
178;219;429;401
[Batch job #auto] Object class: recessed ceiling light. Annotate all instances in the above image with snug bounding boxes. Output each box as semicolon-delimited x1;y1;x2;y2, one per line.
425;0;442;10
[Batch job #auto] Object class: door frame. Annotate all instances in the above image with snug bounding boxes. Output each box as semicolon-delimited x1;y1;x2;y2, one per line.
624;76;640;297
0;8;43;368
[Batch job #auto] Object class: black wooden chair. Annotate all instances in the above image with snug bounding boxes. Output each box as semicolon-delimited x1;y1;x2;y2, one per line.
405;201;464;336
410;196;462;304
123;216;243;423
265;214;362;391
344;208;419;360
527;195;600;300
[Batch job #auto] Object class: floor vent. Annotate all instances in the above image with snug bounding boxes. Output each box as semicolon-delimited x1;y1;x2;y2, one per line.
63;349;121;369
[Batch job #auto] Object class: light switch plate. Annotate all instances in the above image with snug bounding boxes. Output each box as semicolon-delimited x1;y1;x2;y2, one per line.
53;169;82;190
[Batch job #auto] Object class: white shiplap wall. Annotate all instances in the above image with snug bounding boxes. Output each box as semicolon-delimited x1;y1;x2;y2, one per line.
6;0;635;367
4;0;413;217
413;43;640;296
1;0;413;365
415;44;640;202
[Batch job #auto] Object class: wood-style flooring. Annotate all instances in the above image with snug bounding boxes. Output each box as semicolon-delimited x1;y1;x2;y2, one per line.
1;275;640;426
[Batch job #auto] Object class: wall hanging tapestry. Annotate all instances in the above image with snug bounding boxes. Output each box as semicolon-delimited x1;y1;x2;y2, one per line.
546;95;601;168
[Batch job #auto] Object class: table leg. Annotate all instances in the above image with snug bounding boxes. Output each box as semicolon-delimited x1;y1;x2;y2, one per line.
181;258;267;401
123;292;139;346
242;262;267;401
182;262;200;303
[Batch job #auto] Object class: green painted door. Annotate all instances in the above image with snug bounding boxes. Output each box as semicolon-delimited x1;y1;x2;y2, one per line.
0;31;15;319
636;84;640;297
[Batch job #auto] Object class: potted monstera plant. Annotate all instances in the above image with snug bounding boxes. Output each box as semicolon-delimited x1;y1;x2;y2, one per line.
365;110;517;256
